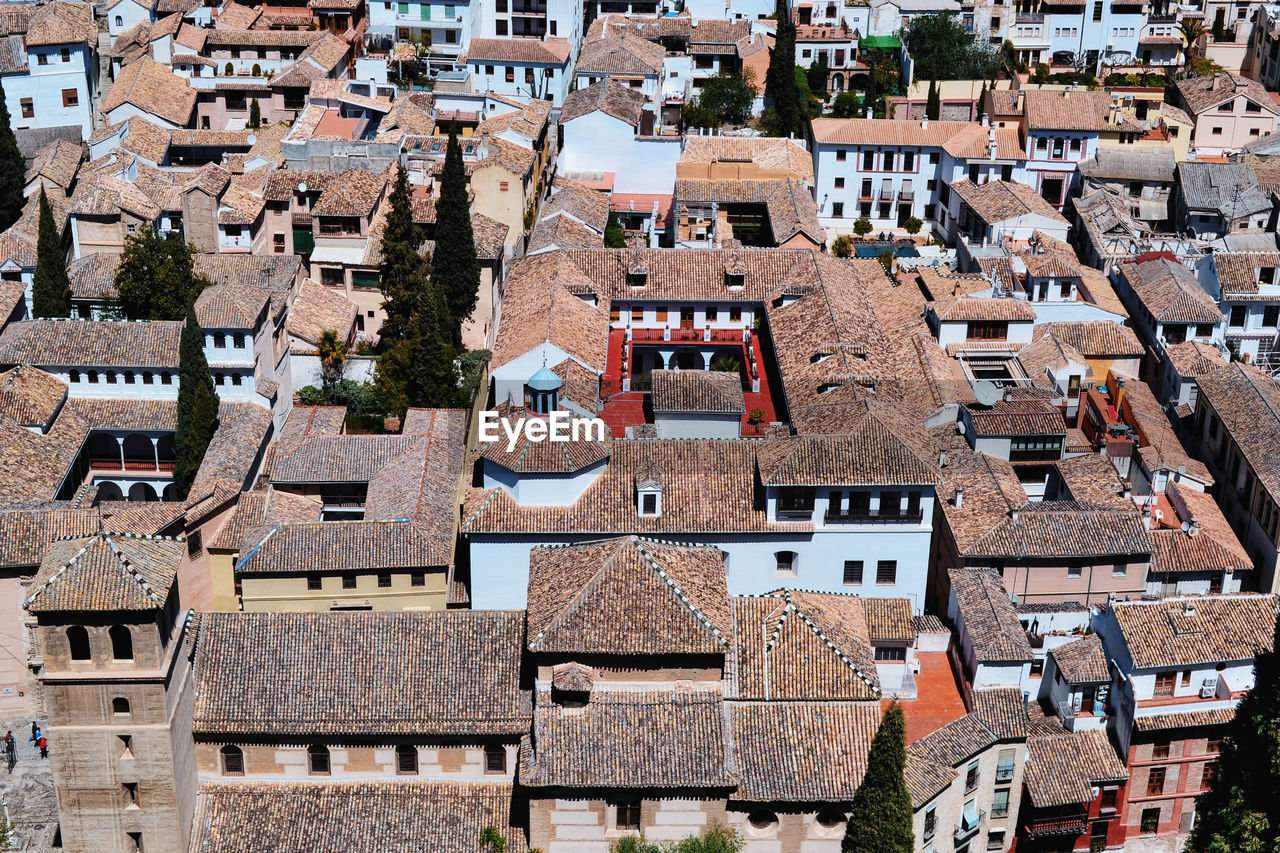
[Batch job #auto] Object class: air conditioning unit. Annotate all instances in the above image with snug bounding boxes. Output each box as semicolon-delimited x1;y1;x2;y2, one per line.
1199;678;1217;699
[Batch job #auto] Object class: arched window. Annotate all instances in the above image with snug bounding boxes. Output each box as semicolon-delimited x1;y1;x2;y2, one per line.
114;14;122;25
214;373;224;386
67;626;90;660
109;625;133;660
220;745;244;776
161;372;173;385
112;697;130;715
231;373;242;386
396;744;418;775
308;744;330;775
87;370;99;383
142;372;153;384
69;369;80;383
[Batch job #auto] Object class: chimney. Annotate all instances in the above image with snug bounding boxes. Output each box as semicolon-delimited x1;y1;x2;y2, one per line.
1212;74;1220;91
1189;517;1201;537
988;126;997;160
1015;89;1025;113
1009;508;1019;522
1122;480;1132;499
922;116;929;129
938;450;948;468
1183;599;1196;615
865;107;872;119
953;486;964;508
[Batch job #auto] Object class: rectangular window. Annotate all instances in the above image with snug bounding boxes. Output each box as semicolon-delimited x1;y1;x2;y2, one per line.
37;53;48;65
62;88;79;108
656;305;668;322
875;646;906;660
991;787;1010;817
1230;306;1248;327
613;797;641;831
1201;760;1219;789
1067;563;1083;578
903;150;915;171
843;560;863;585
729;307;741;322
705;306;718;322
1154;671;1176;697
20;98;32;118
631;306;643;321
642;493;657;514
836;148;847;162
485;744;507;773
1100;787;1118;811
883;150;896;171
1152;738;1171;759
996;748;1015;781
1266;306;1280;328
307;576;322;591
880;490;902;517
123;782;138;806
1146;766;1166;796
342;574;357;590
377;573;392;588
862;149;874;169
411;572;425;587
924;807;936;841
876;560;897;585
965;761;980;792
834;177;845;189
832;202;844;218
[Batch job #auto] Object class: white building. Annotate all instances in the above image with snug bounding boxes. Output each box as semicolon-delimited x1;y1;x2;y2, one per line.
0;1;99;140
367;0;479;66
558;79;680;195
462;38;573;106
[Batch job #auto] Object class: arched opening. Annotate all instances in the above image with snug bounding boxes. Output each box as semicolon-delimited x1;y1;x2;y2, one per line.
109;625;133;660
161;483;178;501
95;481;124;501
122;433;155;469
112;697;130;715
220;745;244;776
67;626;91;660
308;744;330;775
114;14;122;25
128;482;158;502
831;73;844;92
156;434;176;468
396;744;418;774
88;433;120;468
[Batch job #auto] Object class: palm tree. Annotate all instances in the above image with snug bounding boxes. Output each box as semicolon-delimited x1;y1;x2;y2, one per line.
1180;18;1205;74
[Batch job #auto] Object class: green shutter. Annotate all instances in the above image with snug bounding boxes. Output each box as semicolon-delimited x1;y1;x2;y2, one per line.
293;228;314;256
444;4;453;15
397;2;407;11
422;3;430;18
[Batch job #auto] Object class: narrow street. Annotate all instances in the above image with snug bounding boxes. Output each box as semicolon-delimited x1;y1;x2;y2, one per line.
0;717;58;853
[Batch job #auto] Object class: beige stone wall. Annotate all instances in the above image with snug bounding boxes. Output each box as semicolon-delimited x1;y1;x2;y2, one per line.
912;740;1026;853
531;796;730;852
239;567;448;612
194;741;516;782
0;572;35;716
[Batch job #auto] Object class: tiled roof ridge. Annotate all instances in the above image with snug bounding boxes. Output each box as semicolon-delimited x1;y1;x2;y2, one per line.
632;536;730;649
761;589;881;698
25;530;182;609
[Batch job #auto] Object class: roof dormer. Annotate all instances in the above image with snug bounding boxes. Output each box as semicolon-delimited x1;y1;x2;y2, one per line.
627;259;648;288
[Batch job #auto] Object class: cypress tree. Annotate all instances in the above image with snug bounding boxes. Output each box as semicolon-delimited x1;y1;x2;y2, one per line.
1188;616;1280;853
173;302;220;499
604;212;626;248
978;80;989;120
842;703;913;853
432;127;480;345
0;82;23;231
764;0;798;137
248;98;261;129
32;189;71;318
116;227;208;320
378;164;427;341
925;80;941;121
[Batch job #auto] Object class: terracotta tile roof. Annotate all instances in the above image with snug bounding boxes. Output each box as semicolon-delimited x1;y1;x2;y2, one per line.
67;398;176;431
970;687;1029;740
1024;727;1127;808
526;536;731;655
551;358;599;412
237;519;452;573
674;177;825;245
190;610;530;735
464;439;793;535
207;488;321;552
731;590;880;700
1133;707;1237;731
540;179;610;232
1152;482;1250;573
0;319;184;368
185;401;273;512
561;78;647;125
489;256;611;372
527;212;603;253
1119;375;1213;484
650;369;744;414
202;27;326;48
193;254;301;311
1164;339;1226;377
905;712;1005;804
1049;635;1109;683
1176;162;1273;218
0;366;67;427
0;507;100;568
756;409;940;486
25;140;83;191
812;118;1019;155
464;37;572;65
1177;72;1279;117
965;399;1065;436
270;430;432;483
1023;89;1132;132
0;406;87;504
965;501;1151;559
194;280;269;330
679;136;815;183
214;0;260;28
729;701;881;802
25;531;182;613
288;278;358;346
1053;453;1130;508
96;501;186;535
309;169;386;218
476;413;611;474
520;690;733;788
862;597;914;643
576;31;665;75
950;568;1033;663
22;1;96;46
68;253;121;301
950;179;1070;226
364;409;467;523
103;57;196;126
189;781;528;853
1017;333;1088;386
1209;251;1280;295
937;442;1026;550
1197;363;1280;502
931;296;1037;322
1108;593;1278;669
1041;320;1144;357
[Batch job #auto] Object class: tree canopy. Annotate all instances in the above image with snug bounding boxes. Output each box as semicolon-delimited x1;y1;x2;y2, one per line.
763;0;799;136
432;127;480;344
1188;616;1280;853
32;189;71;318
842;702;913;853
604;212;627;248
925;80;940;121
115;227;212;320
173;302;220;500
901;14;999;81
690;72;757;125
0;81;25;231
378;164;428;341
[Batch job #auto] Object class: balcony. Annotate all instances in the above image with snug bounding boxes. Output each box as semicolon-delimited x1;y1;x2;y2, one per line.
511;1;547;12
824;507;925;523
956;808;985;843
1024;814;1088;839
1015;11;1044;21
628;326;749;344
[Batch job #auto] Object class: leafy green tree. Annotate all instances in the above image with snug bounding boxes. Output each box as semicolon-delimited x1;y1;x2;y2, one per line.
610;822;743;853
1181;18;1206;72
681;99;719;130
1030;63;1050;84
32;189;71;318
794;66;822;119
862;54;901;118
694;72;758;124
317;328;347;387
248;98;261;128
925;79;940;120
806;56;830;97
902;13;999;81
173;302;220;499
763;0;798;136
1212;8;1227;41
1188;616;1280;853
842;703;913;853
375;271;459;411
904;216;923;235
432;127;480;344
0;81;26;231
831;234;854;257
478;826;507;853
829;92;860;118
604;212;627;248
378;164;427;342
853;218;873;236
115;227;211;320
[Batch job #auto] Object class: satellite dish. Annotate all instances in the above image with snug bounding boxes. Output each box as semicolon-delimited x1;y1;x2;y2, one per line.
298;182;308;193
974;380;1003;407
1177;465;1187;476
246;134;257;145
1181;522;1191;533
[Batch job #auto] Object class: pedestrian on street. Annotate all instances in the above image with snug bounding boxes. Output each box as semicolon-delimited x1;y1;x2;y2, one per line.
29;721;37;740
38;735;47;758
3;731;11;750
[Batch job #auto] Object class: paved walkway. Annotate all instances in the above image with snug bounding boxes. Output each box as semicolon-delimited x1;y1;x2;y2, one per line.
888;652;969;745
0;716;58;853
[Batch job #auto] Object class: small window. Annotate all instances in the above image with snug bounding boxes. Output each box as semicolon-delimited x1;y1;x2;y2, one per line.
307;576;322;591
991;787;1010;817
411;572;425;587
1152;737;1171;759
342;574;357;590
106;371;117;384
161;372;173;385
729;306;742;322
124;371;135;384
36;53;47;66
109;625;133;660
62;88;79;108
187;531;203;557
142;372;153;384
123;782;138;806
843;560;863;585
1067;564;1083;578
231;374;242;386
69;369;80;383
612;796;641;831
876;560;897;585
836;148;847;162
87;370;98;383
308;744;330;775
484;744;507;774
220;745;244;776
705;306;718;322
631;306;643;321
965;760;980;792
113;697;130;715
67;626;91;660
396;744;418;774
213;333;226;348
20;98;32;118
774;550;797;577
1146;766;1166;796
377;573;392;588
1141;807;1160;834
